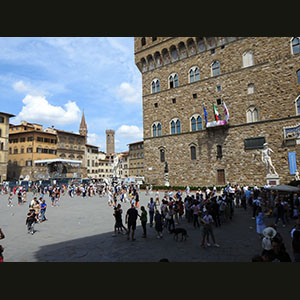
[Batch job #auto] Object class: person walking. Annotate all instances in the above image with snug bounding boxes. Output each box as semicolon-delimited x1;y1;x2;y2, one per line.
139;206;148;238
154;210;163;239
125;203;138;241
40;199;47;222
275;199;286;227
256;207;266;239
200;210;220;248
26;208;38;234
7;193;13;207
147;197;156;227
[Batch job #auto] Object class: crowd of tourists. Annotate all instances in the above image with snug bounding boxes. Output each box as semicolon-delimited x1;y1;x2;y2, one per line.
1;180;300;262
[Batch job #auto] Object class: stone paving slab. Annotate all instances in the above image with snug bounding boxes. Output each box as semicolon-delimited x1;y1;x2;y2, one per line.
0;191;295;262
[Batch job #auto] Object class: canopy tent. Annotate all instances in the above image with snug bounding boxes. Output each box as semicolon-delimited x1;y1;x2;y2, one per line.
265;184;300;192
34;158;82;165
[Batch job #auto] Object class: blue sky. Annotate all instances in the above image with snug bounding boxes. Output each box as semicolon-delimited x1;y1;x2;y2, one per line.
0;37;143;152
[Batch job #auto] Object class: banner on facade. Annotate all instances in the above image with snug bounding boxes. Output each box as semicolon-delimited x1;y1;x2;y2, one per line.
288;151;297;175
206;120;228;128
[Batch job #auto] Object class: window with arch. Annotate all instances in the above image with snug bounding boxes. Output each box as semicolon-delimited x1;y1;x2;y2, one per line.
154;52;162;67
169;73;178;88
189;66;200;83
157;123;162;136
190;115;203;131
190;145;196;160
211;61;220;77
296;96;300;115
196;37;206;52
187;38;196;55
248;83;255;94
242;50;254;67
297;70;300;83
246;106;259;123
291;37;300;54
170;119;181;134
141;37;146;46
141;58;147;72
151;79;160;93
160;148;165;162
162;48;170;64
152;122;162;137
147;55;155;70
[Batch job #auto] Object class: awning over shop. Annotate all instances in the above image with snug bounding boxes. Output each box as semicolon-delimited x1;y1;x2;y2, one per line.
34;159;82;165
266;184;300;192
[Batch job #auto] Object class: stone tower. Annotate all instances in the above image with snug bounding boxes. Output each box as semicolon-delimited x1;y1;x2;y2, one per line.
106;129;115;155
79;110;88;143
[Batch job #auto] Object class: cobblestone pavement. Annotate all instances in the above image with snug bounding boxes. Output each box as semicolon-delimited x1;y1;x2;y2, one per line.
0;191;296;262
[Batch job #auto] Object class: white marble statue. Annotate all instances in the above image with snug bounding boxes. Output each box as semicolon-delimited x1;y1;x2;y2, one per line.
261;143;278;175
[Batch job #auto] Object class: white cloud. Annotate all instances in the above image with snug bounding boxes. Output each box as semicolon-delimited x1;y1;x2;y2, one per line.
87;133;103;148
116;82;141;103
13;80;44;96
13;93;81;126
116;125;143;140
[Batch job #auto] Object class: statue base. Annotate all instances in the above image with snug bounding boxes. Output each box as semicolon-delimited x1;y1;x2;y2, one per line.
164;173;169;187
266;174;279;186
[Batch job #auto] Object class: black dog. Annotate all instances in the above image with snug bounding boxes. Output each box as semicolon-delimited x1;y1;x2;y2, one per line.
170;228;188;241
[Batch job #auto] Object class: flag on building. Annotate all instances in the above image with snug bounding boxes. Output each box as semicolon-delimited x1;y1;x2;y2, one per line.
213;104;220;121
223;101;229;122
203;104;208;125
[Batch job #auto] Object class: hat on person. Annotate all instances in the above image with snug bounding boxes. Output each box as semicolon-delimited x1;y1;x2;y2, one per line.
263;227;277;239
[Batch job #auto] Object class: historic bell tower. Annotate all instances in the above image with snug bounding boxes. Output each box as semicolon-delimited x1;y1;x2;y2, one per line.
79;110;88;143
106;129;115;155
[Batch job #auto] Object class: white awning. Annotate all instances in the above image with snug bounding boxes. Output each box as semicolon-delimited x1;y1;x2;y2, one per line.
34;158;82;165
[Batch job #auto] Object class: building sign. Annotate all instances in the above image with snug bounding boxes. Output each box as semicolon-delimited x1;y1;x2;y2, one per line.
244;137;266;150
288;151;297;175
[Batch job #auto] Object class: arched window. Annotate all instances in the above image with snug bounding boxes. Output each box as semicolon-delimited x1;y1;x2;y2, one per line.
191;117;196;131
190;146;196;160
141;37;146;46
162;48;170;64
171;120;176;134
147;55;155;70
152;81;156;94
190;114;202;131
296;96;300;115
169;73;178;88
197;116;202;130
212;61;220;77
157;123;162;136
160;149;165;162
151;79;160;93
248;83;255;94
141;58;147;72
189;66;200;83
242;50;254;67
297;70;300;83
291;37;300;54
176;119;181;133
152;124;157;137
246;106;259;123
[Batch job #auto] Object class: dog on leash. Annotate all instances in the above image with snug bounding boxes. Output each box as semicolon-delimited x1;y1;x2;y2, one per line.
170;228;189;241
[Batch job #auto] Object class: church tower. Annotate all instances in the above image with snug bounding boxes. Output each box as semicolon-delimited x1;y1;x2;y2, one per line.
79;110;88;142
106;129;115;155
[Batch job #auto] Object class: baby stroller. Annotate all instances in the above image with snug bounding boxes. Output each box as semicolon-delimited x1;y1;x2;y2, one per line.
26;208;38;235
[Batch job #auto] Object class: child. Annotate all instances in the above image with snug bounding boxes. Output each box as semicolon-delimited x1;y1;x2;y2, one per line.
8;193;13;207
256;207;266;239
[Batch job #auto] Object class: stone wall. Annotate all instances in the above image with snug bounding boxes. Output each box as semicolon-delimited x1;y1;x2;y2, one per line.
135;37;300;187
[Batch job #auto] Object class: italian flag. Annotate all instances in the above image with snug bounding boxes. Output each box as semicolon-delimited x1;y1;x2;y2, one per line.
213;104;221;121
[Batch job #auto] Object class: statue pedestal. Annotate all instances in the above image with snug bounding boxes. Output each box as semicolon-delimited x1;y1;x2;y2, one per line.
266;174;279;186
164;173;170;187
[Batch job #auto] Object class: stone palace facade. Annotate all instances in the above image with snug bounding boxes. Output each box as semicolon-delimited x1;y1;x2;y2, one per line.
134;37;300;186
